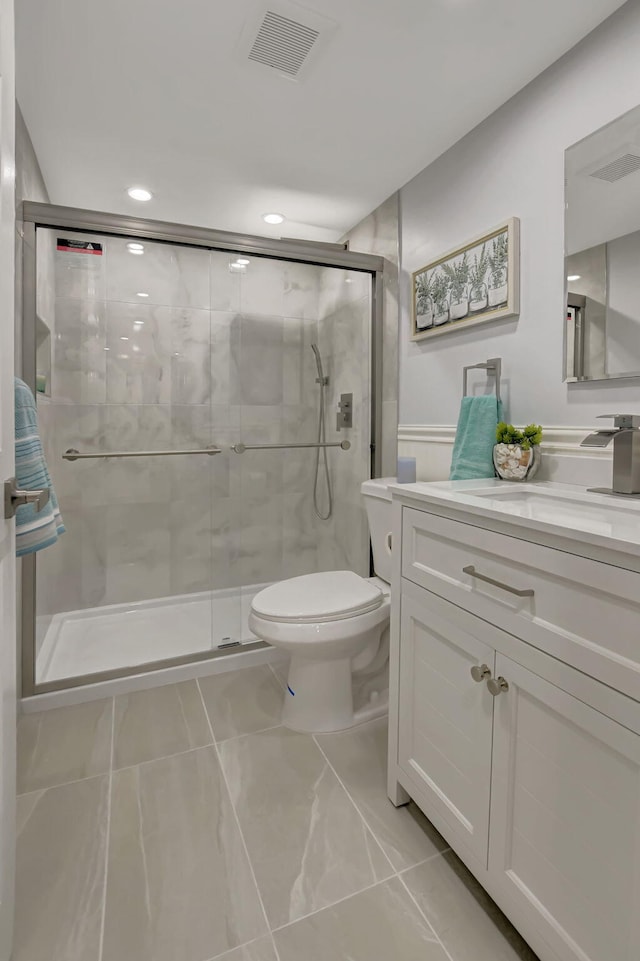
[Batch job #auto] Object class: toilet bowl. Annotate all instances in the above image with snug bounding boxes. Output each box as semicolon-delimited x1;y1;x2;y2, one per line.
249;478;395;733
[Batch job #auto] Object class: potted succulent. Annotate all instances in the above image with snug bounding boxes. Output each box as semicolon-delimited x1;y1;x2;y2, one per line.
431;272;450;326
494;422;543;481
415;272;434;329
468;244;489;313
442;253;469;321
488;233;509;308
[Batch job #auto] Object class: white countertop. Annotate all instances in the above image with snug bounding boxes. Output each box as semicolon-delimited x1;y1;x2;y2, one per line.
388;479;640;560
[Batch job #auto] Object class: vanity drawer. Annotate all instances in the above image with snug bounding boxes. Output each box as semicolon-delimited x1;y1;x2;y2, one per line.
401;507;640;701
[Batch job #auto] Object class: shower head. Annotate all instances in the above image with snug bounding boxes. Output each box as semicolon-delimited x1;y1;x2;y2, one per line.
311;343;328;386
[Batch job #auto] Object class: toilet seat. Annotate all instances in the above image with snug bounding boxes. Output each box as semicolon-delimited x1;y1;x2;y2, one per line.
251;571;383;624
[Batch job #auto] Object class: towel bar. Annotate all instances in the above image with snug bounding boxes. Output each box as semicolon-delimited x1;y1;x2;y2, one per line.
232;441;351;453
462;357;501;403
63;447;222;460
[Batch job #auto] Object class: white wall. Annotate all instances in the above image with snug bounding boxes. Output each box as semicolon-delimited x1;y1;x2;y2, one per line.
399;0;640;436
607;229;640;373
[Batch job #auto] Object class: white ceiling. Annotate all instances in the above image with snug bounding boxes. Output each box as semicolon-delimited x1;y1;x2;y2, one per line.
16;0;627;243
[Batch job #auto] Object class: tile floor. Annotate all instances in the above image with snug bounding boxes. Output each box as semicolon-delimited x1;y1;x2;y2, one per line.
14;665;540;961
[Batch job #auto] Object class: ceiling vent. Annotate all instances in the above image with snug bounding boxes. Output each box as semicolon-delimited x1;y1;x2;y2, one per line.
239;3;337;81
577;143;640;184
249;12;319;77
589;153;640;183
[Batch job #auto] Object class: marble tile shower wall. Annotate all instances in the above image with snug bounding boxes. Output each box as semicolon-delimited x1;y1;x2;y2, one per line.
340;192;400;478
316;269;372;578
36;232;370;620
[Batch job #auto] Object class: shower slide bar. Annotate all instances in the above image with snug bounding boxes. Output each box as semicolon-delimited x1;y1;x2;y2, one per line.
62;447;222;460
231;441;351;453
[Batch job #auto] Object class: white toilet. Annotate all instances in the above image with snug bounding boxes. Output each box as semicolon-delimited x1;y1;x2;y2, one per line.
249;477;394;733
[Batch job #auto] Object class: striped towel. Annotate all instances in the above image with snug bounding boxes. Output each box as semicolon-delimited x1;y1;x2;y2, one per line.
14;378;65;556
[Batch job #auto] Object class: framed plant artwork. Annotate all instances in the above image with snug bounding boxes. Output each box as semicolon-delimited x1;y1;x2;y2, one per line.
411;218;520;340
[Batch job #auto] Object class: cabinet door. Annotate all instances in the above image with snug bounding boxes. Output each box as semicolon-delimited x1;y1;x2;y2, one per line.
490;653;640;961
398;588;495;865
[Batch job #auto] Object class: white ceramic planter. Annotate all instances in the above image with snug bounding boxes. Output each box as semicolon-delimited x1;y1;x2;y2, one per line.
449;299;469;321
416;310;433;329
433;308;450;326
493;443;541;481
488;283;508;308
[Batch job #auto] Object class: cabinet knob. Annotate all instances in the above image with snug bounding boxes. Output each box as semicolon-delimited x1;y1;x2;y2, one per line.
470;664;492;683
487;676;509;696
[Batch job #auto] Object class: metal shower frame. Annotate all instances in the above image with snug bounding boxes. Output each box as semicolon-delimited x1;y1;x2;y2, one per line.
20;201;385;697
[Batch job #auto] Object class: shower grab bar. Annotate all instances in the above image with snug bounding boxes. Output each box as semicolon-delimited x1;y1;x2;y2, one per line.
62;446;222;461
232;440;351;454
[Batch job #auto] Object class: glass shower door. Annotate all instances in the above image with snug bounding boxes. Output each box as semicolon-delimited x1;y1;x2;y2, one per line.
32;227;230;686
26;215;375;694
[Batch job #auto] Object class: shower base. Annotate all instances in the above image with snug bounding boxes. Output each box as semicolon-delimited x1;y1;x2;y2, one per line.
36;582;271;685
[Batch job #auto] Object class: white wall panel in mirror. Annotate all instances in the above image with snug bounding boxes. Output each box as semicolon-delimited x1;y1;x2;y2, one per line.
565;103;640;380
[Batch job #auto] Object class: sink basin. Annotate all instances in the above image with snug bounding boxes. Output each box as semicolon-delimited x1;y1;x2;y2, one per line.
388;479;640;557
467;485;640;535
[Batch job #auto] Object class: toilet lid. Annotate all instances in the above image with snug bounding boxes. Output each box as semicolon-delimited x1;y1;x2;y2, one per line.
251;571;384;623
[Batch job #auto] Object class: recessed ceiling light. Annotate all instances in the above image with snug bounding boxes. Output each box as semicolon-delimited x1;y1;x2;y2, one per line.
127;242;144;255
103;347;110;351
136;291;149;298
262;213;285;225
235;257;250;266
132;345;140;353
344;278;353;284
133;321;144;330
567;274;581;282
127;187;152;202
120;336;129;341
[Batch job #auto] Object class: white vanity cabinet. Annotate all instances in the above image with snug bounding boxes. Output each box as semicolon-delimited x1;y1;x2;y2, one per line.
388;487;640;961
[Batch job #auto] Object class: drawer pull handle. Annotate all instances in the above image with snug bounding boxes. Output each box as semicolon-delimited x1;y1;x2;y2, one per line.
470;664;492;683
487;676;509;696
462;565;534;598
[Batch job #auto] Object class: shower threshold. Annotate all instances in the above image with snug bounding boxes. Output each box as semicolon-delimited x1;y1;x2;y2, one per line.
36;582;271;684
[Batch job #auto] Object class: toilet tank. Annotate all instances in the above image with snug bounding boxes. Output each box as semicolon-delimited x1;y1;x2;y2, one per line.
361;478;395;584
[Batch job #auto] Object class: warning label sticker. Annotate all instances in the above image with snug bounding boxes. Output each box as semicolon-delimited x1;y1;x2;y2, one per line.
57;238;103;255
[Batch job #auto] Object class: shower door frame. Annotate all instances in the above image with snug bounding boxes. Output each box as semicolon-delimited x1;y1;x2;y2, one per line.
20;201;385;697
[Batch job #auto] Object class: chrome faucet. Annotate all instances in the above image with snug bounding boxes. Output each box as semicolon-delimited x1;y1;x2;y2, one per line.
580;414;640;496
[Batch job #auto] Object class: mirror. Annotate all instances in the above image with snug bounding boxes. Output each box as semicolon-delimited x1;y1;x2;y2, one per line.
565;104;640;381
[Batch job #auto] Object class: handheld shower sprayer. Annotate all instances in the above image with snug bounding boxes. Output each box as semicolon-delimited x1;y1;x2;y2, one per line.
310;344;332;520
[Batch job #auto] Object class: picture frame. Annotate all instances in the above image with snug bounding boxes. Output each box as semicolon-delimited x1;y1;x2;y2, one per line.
411;217;520;341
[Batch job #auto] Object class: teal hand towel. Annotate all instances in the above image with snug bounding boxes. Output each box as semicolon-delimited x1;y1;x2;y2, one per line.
14;377;65;556
449;395;503;481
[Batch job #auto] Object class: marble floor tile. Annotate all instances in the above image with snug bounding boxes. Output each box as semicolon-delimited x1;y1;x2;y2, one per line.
269;659;289;690
209;936;278;961
316;717;448;871
219;726;393;928
273;877;449;961
102;747;267;961
17;699;112;794
198;667;284;741
402;850;540;961
14;776;109;961
113;680;212;769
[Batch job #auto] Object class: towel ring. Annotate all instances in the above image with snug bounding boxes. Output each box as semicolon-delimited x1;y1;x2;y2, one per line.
462;358;501;404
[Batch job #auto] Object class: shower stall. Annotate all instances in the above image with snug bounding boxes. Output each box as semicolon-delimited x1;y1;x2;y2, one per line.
20;203;383;698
